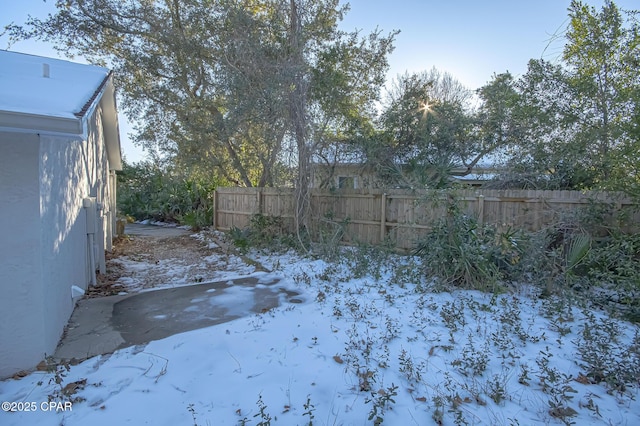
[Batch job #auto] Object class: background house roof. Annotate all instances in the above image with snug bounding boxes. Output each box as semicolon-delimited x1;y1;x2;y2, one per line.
0;50;122;170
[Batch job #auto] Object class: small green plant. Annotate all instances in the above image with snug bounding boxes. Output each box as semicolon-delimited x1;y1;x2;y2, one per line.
518;364;531;386
383;315;401;343
579;393;601;418
454;337;489;377
536;347;562;393
548;397;578;425
253;394;272;426
398;348;423;384
187;404;199;426
302;395;316;425
432;395;445;424
341;243;393;281
574;311;640;392
440;300;467;332
228;226;251;252
365;383;398;425
292;270;312;286
486;373;508;405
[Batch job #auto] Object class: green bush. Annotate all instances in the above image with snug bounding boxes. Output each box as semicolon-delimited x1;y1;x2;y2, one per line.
414;213;505;292
521;225;593;296
227;214;298;253
583;232;640;321
587;232;640;290
117;160;217;229
412;190;530;292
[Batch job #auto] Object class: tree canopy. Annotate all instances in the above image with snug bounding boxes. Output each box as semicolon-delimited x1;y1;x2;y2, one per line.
496;0;640;192
10;0;395;190
7;0;639;198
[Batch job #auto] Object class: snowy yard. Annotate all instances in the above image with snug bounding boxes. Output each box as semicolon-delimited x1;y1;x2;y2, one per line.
1;229;639;425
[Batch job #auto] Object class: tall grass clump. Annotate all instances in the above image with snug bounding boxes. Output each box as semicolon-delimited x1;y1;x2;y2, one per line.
413;192;524;292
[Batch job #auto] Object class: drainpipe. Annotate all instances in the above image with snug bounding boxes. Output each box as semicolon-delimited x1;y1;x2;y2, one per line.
83;197;97;287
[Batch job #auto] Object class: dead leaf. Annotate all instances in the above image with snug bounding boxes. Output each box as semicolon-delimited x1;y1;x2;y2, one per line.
575;374;590;385
12;370;29;379
416;396;427;402
550;406;578;418
62;379;87;396
333;355;344;364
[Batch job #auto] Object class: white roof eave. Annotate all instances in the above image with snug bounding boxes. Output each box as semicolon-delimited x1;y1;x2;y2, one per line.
0;109;83;137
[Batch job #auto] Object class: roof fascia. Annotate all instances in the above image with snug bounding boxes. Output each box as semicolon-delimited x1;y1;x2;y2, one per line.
0;110;82;136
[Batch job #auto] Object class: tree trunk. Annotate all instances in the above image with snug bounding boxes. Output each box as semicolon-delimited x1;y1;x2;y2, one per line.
288;0;311;240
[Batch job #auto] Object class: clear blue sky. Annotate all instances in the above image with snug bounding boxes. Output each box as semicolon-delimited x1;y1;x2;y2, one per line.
341;0;638;89
1;0;636;162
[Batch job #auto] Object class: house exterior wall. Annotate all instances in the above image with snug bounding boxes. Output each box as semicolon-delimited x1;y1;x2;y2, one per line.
312;164;369;189
88;105;113;267
0;105;116;378
0;132;45;377
37;103;114;365
39;134;91;355
0;53;121;378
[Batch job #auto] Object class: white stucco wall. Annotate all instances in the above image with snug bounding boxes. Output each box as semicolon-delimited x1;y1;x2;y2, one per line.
0;105;115;378
39;133;91;354
87;105;111;270
37;104;114;362
0;132;45;377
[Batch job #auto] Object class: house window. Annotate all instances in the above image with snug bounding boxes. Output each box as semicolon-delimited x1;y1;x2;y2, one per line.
337;176;356;189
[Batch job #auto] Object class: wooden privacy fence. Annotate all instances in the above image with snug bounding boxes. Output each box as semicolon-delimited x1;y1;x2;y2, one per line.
212;187;637;251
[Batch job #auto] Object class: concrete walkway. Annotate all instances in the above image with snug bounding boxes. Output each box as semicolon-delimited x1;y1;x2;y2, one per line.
55;277;301;361
54;224;301;362
124;222;192;237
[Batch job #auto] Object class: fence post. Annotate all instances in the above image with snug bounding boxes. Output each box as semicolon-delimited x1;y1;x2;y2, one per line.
212;189;217;229
380;192;387;242
256;188;263;215
477;194;485;227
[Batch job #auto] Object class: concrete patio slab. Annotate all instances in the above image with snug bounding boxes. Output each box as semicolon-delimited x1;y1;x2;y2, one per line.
55;277;302;362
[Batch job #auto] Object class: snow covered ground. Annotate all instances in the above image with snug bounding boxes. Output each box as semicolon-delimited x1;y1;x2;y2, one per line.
1;230;639;425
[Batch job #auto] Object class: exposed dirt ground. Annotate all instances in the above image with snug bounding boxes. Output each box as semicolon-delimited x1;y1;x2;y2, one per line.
90;232;223;297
